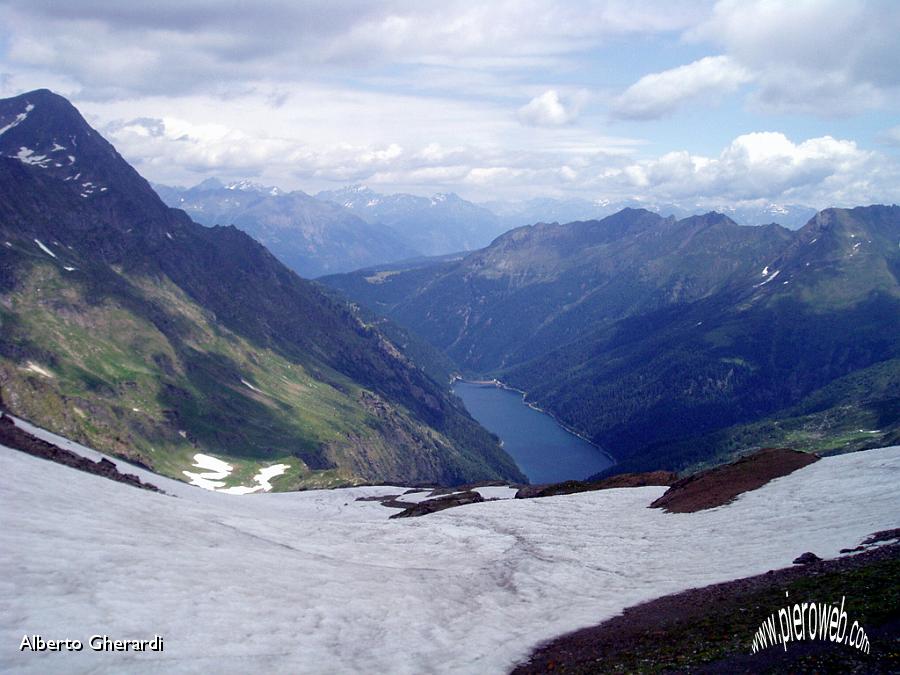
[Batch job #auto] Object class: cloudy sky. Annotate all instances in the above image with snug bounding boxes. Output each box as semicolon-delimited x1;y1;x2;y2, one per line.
1;0;898;207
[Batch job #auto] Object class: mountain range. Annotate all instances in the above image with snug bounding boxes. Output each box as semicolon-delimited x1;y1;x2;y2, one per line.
153;178;419;277
323;206;900;473
316;184;508;256
154;178;819;281
483;198;818;231
0;89;525;488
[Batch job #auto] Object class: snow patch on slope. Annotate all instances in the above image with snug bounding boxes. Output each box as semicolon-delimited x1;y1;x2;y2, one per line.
15;147;51;167
22;362;54;378
33;239;57;258
240;378;263;394
182;453;233;489
0;105;30;136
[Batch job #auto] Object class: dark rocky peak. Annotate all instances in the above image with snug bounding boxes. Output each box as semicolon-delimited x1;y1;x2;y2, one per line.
790;205;900;256
674;211;739;230
0;90;186;264
0;89;166;221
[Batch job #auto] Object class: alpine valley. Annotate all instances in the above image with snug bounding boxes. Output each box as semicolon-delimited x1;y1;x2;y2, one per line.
324;205;900;474
0;89;525;490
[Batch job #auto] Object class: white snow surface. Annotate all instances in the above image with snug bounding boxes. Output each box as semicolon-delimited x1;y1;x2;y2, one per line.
15;146;50;167
754;269;780;287
219;463;292;495
475;485;520;500
33;239;56;258
182;453;233;489
23;362;54;378
240;377;263;393
0;107;29;136
1;418;898;674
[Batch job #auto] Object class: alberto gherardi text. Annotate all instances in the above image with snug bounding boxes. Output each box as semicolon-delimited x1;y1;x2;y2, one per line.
20;634;164;652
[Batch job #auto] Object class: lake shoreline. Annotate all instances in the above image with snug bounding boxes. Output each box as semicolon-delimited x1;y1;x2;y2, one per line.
451;375;617;471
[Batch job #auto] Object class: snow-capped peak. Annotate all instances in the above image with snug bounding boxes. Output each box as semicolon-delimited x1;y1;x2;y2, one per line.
219;179;282;195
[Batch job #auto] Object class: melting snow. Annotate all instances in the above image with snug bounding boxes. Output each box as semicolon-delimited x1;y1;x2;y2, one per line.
761;265;769;276
396;490;466;504
15;147;50;167
182;453;233;490
241;378;263;393
182;451;289;495
2;416;898;674
33;239;56;258
247;464;289;492
51;143;66;152
754;269;780;287
219;464;292;495
62;266;76;272
474;485;519;500
0;107;29;136
23;362;54;378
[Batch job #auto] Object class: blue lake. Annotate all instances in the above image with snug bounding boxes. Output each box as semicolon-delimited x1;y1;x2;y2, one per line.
452;381;614;484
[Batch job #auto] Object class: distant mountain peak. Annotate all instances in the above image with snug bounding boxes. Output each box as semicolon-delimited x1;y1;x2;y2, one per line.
194;177;225;191
224;179;282;196
190;177;282;196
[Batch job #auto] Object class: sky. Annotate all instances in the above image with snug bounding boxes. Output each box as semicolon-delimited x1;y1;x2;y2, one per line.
1;0;899;207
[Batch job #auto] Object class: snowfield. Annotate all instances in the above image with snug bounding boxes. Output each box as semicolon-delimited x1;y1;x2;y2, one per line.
1;419;898;674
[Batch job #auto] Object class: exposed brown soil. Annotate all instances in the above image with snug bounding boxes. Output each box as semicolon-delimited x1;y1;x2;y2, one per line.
0;413;161;492
650;448;818;513
513;541;899;674
516;471;677;500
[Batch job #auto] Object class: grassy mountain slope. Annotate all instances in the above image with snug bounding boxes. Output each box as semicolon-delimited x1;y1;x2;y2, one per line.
0;89;525;488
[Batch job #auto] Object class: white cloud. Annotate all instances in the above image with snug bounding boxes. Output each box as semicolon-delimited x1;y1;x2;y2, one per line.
604;131;893;207
100;104;899;206
2;0;897;206
517;90;582;126
611;55;752;119
687;0;900;116
610;1;900;119
0;1;704;98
